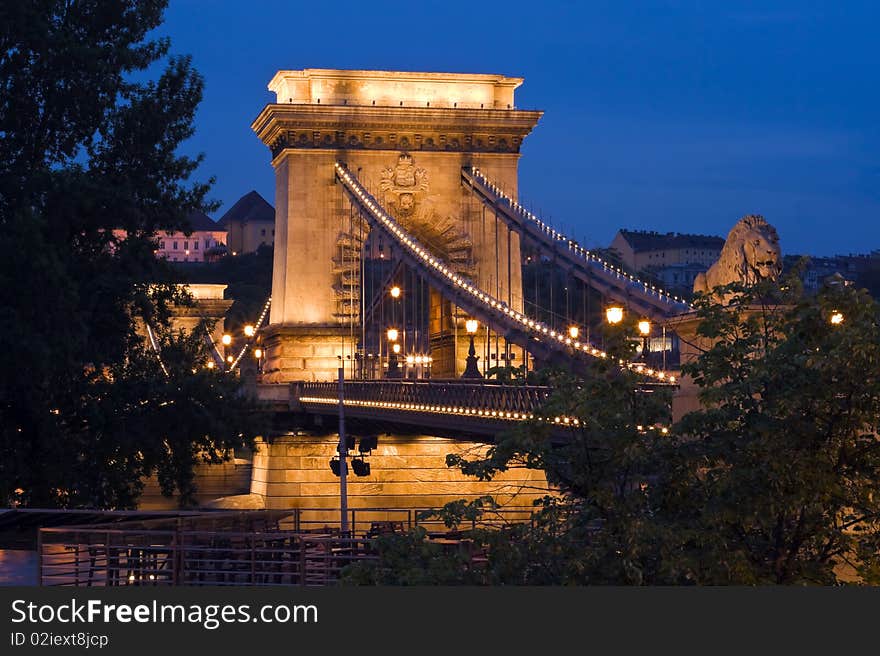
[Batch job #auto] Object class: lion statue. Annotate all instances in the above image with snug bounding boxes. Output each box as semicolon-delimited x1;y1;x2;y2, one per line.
693;214;781;302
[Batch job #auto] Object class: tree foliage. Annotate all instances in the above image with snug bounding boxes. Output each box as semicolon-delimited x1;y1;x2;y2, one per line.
352;278;880;585
668;277;880;583
0;1;262;508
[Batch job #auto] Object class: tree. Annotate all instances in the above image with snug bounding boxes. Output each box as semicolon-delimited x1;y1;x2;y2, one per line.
446;318;674;584
0;1;262;508
667;278;880;584
346;318;675;585
351;277;880;585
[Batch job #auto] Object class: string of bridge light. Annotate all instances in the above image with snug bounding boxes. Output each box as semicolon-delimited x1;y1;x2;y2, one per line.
146;296;271;375
298;395;669;434
144;323;170;378
335;162;675;384
225;296;272;372
466;167;693;311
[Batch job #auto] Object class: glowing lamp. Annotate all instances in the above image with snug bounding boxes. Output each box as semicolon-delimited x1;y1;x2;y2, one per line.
638;320;651;336
226;355;234;363
254;348;263;359
605;306;624;325
465;319;479;334
206;361;215;370
568;326;579;339
392;343;401;354
221;334;232;346
830;311;844;325
244;324;255;337
390;286;401;298
387;328;399;342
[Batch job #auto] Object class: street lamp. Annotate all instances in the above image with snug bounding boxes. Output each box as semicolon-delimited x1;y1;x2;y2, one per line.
830;311;844;325
462;319;483;379
221;333;232;346
568;325;579;340
638;319;651;360
390;286;401;299
605;306;624;325
244;324;255;338
386;328;401;378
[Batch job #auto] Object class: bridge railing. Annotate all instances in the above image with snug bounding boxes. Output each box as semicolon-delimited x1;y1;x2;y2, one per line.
298;380;552;417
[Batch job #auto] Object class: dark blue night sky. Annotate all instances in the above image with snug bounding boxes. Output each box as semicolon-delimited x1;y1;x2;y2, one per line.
157;0;879;256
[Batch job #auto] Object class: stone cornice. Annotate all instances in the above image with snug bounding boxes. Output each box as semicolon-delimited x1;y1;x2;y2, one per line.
251;104;543;158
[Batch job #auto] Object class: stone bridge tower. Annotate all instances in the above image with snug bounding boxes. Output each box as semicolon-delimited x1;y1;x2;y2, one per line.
252;69;542;381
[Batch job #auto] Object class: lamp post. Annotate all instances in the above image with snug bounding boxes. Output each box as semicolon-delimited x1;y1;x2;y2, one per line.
337;364;349;535
386;328;401;378
221;333;232;370
390;285;401;351
638;319;651;361
462;319;483;379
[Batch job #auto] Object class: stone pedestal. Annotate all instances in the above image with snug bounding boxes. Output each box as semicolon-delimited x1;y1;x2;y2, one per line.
664;306;778;422
662;312;705;423
261;324;357;383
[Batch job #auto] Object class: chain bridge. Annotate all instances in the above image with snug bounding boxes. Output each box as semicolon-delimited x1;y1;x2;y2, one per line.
168;69;698;512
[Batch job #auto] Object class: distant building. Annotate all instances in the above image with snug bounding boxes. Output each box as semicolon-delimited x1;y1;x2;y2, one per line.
783;253;870;293
653;262;714;292
113;211;227;263
218;191;275;255
610;229;724;272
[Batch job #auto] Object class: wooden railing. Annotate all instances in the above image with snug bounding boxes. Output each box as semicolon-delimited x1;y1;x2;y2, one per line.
39;528;375;587
37;507;539;586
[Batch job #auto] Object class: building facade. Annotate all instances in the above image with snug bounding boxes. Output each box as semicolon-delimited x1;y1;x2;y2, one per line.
115;211;227;263
610;229;724;272
218;191;275;255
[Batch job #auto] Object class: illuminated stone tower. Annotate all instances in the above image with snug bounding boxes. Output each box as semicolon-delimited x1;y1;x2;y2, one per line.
252;69;542;381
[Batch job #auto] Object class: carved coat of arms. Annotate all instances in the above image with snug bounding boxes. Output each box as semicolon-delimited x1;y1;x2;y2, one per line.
379;153;428;217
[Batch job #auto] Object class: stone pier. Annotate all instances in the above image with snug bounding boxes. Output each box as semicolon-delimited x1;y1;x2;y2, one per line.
252;69;542;381
249;433;550;517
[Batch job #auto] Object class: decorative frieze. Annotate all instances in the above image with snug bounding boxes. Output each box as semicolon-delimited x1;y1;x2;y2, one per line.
253;105;541;159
